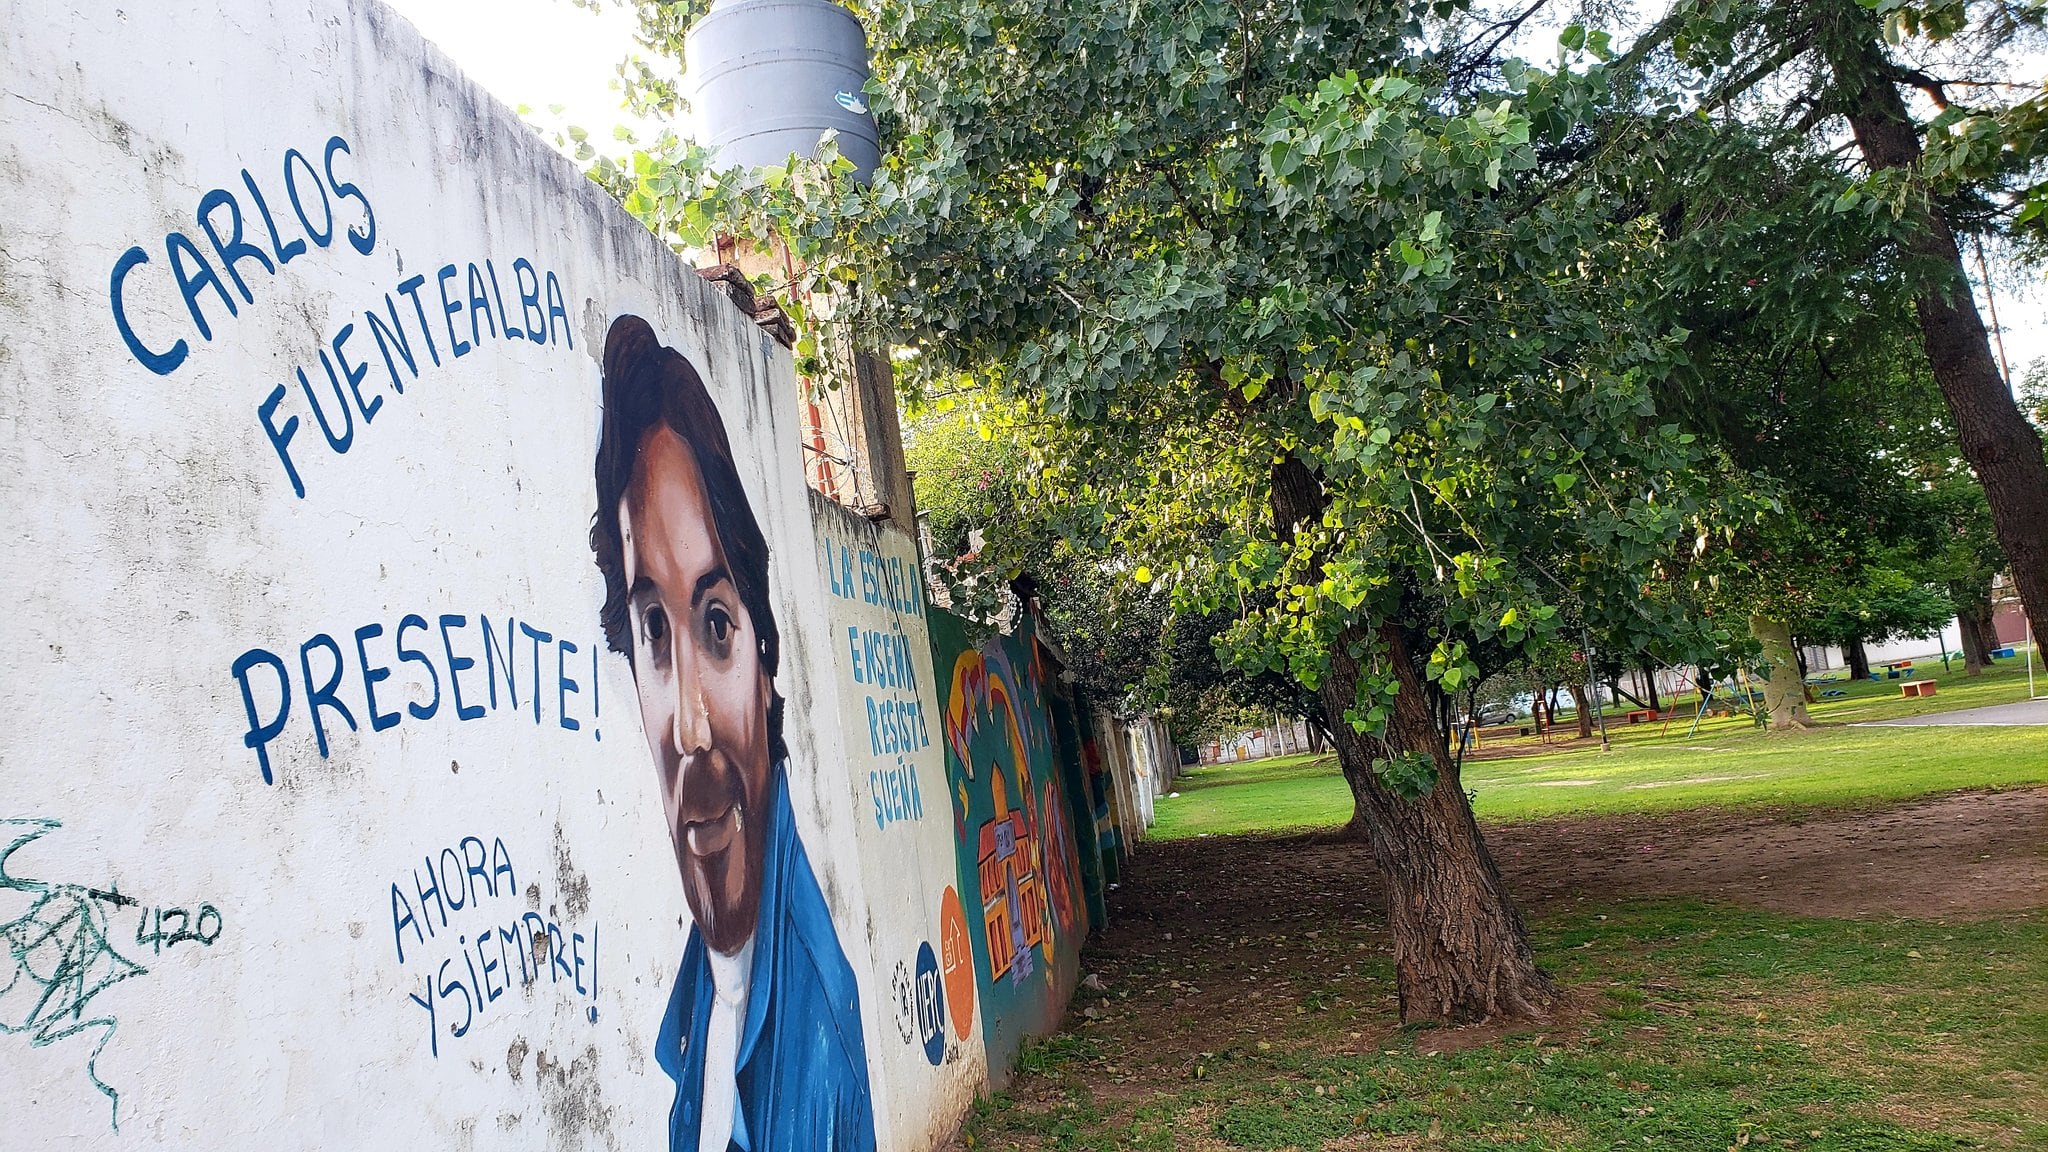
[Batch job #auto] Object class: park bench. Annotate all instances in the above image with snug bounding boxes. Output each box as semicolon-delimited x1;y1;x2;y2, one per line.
1900;680;1937;698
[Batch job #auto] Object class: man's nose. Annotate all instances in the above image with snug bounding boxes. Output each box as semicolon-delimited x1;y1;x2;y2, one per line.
670;633;711;755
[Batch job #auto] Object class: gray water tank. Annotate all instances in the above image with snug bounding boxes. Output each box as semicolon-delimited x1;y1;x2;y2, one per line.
685;0;882;183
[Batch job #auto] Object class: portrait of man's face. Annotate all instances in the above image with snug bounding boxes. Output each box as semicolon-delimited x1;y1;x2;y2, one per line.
596;313;875;1151
619;423;775;955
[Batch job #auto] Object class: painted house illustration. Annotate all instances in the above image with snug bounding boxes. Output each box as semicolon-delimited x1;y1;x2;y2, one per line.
976;763;1050;983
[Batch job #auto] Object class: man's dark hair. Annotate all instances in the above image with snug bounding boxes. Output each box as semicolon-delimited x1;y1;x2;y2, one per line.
591;314;786;763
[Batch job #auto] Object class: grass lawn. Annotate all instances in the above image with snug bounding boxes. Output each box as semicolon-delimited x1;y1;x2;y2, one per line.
1153;661;2048;839
963;903;2048;1150
964;661;2047;1149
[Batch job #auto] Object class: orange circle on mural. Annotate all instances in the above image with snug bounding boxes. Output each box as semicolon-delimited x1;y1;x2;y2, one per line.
938;885;976;1041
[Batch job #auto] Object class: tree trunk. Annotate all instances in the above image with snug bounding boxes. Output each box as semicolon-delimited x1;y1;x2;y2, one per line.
1566;682;1594;738
1272;455;1554;1023
1974;606;2001;659
1958;612;1990;676
1846;635;1872;682
1792;640;1818;702
1325;623;1557;1022
1832;22;2048;652
1750;613;1813;729
1641;663;1662;712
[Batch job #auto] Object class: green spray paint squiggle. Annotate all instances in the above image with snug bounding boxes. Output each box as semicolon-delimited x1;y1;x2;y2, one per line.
0;818;147;1131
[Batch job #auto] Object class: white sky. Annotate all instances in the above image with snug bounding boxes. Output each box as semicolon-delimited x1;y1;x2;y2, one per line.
383;0;654;138
386;0;2043;384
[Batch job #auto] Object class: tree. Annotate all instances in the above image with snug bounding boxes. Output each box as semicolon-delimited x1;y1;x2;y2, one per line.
1531;638;1599;738
1154;604;1332;750
906;399;1315;743
1811;564;1957;669
1632;109;1974;724
1653;0;2048;660
906;402;1168;701
2021;357;2048;427
901;403;1028;561
602;0;1771;1022
1921;473;2009;672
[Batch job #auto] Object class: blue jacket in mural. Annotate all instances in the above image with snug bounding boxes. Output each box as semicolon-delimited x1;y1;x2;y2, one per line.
655;769;876;1152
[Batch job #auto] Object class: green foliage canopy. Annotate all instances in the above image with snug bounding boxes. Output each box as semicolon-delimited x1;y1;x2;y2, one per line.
611;0;1762;776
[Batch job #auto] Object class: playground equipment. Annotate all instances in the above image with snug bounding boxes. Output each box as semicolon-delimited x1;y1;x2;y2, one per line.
1680;668;1769;738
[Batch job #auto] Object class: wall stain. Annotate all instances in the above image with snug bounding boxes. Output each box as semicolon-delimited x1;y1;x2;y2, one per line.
620;1013;648;1075
507;1035;530;1082
533;1044;617;1151
551;822;591;920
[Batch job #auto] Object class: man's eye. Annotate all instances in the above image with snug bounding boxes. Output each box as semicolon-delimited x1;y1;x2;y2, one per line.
704;605;734;654
642;604;668;646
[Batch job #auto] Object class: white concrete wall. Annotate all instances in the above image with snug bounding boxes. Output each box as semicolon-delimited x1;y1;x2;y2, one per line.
1130;718;1166;822
812;498;989;1148
1205;718;1310;763
1859;621;1961;669
1137;717;1179;815
1125;715;1178;832
0;3;967;1147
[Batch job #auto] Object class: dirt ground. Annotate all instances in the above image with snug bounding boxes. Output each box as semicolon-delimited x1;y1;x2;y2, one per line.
1055;788;2048;1083
944;789;2047;1149
1486;785;2048;919
1113;785;2048;936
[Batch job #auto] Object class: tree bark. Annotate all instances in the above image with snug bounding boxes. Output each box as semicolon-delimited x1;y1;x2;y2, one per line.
1751;613;1813;729
1326;623;1558;1022
1792;640;1818;702
1641;663;1662;712
1846;635;1872;682
1566;682;1594;738
1958;612;1990;675
1974;606;2002;658
1272;456;1555;1023
1830;21;2048;651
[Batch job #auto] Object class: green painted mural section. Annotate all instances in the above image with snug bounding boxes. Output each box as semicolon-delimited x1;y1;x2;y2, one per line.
927;610;1091;1084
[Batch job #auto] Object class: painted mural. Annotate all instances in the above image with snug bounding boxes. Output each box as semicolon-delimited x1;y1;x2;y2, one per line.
591;316;872;1150
928;612;1088;1082
0;3;977;1147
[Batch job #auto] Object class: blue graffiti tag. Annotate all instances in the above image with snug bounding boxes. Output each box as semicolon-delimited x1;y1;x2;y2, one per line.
0;818;148;1130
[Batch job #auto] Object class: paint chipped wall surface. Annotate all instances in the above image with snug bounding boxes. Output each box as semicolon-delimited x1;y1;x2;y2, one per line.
0;2;959;1147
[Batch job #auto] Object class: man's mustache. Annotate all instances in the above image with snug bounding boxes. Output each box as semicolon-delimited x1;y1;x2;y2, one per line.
674;748;747;855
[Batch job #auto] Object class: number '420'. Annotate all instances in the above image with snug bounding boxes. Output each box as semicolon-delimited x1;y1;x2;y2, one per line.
135;903;223;953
